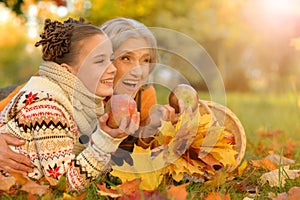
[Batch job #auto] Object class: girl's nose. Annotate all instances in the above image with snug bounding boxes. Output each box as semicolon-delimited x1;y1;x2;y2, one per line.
108;62;117;74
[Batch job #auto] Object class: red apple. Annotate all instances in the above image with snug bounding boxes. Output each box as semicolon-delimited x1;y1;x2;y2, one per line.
168;84;199;113
106;94;137;128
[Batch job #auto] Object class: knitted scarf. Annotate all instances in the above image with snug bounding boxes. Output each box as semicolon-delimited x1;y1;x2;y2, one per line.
39;61;105;136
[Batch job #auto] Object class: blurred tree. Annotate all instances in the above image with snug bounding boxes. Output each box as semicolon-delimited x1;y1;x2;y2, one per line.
0;4;40;87
1;0;299;92
0;0;24;15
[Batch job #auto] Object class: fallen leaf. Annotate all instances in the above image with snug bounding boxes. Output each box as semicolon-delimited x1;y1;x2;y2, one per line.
238;160;248;176
251;158;277;171
60;192;78;200
95;183;121;198
166;183;188;200
117;179;141;195
111;145;164;191
10;172;28;185
205;192;231;200
265;154;295;166
21;178;49;196
0;176;16;191
260;167;300;187
272;186;300;200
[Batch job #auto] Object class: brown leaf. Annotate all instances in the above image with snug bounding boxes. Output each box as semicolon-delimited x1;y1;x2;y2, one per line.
198;151;223;171
260;167;300;187
205;192;231;200
166;183;188;200
21;178;49;196
265;154;295;166
0;176;16;191
273;186;300;200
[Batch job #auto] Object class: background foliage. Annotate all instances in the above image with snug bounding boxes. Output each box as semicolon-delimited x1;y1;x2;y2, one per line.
0;0;300;92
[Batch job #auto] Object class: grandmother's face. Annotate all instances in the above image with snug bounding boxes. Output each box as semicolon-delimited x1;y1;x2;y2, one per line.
113;38;151;97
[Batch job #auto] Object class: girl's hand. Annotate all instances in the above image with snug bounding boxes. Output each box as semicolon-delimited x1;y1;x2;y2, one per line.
99;112;140;138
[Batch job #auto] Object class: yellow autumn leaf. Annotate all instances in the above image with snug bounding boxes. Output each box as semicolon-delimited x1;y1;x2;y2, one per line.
238;160;248;176
158;120;175;137
197;114;214;132
111;145;165;191
209;146;237;166
197;126;226;151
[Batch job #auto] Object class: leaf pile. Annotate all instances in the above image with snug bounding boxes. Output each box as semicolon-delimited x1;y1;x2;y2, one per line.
111;109;237;190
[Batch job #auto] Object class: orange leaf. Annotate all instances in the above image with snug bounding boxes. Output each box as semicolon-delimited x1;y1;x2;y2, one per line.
205;192;231;200
166;183;188;200
10;172;28;185
21;179;49;196
251;158;277;170
118;178;141;195
0;176;16;191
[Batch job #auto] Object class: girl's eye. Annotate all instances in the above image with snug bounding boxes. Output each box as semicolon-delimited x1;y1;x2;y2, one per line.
96;60;104;64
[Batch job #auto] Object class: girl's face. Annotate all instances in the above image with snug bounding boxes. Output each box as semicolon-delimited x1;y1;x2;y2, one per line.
113;38;151;97
71;34;116;97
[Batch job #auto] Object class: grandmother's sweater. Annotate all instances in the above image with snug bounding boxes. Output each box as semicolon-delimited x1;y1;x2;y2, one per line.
0;76;124;191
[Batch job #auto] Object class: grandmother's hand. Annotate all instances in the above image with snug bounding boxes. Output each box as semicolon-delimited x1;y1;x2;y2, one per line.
0;134;34;175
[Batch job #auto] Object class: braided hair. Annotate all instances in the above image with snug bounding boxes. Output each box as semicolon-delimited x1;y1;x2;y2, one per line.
35;17;103;65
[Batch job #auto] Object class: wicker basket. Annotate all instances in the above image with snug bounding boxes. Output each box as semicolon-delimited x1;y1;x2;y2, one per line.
198;100;246;172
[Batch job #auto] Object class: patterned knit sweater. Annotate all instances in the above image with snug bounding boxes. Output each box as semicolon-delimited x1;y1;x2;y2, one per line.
0;62;125;191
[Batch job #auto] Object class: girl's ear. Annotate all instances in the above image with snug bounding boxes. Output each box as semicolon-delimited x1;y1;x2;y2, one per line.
61;63;77;75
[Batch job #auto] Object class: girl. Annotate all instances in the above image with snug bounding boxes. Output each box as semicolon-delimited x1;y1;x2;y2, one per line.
0;17;139;191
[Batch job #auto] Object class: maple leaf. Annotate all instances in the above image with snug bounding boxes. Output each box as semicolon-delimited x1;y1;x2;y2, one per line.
166;109;200;163
166;183;188;200
0;176;16;191
260;166;300;187
111;145;165;191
